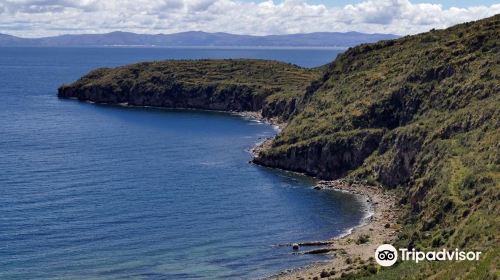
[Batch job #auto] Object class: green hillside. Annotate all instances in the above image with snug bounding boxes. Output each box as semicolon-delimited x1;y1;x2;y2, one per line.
255;14;499;279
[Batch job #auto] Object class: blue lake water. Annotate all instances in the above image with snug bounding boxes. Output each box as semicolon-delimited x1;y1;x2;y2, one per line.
0;47;367;279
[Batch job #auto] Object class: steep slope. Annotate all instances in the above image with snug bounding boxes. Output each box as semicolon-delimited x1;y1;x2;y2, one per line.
253;14;499;279
59;59;321;119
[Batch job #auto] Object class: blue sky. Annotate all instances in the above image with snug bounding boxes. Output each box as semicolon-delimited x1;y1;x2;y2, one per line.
1;0;499;37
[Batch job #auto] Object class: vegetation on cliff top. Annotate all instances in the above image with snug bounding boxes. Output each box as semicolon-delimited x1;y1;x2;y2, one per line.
59;15;499;279
59;59;321;117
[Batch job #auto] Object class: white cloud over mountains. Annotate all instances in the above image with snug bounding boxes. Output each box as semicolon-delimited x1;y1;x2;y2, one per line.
0;0;499;37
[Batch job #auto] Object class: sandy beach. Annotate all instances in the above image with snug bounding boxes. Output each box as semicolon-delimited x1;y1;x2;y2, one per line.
264;179;399;280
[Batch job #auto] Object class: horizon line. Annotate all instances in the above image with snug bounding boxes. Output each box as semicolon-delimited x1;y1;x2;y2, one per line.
0;30;399;40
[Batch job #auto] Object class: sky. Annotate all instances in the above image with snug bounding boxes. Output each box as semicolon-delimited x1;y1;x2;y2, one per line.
240;0;500;8
0;0;499;37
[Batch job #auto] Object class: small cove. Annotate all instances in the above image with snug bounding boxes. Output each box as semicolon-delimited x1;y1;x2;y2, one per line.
0;46;367;279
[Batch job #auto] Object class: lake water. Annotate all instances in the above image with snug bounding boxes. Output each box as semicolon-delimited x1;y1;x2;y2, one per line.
0;47;367;279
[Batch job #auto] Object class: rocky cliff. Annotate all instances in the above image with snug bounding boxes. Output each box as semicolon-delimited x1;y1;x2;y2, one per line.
58;59;320;120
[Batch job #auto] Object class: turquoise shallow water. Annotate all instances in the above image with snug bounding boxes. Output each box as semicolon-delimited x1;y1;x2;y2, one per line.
0;47;366;279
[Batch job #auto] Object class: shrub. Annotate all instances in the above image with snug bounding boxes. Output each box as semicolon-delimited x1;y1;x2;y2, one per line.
356;234;370;244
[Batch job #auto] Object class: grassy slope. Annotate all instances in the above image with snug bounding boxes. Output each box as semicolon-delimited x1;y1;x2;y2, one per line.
259;15;499;279
64;59;317;94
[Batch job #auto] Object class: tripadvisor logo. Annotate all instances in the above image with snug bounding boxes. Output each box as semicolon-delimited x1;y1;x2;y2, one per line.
375;244;398;266
375;244;482;266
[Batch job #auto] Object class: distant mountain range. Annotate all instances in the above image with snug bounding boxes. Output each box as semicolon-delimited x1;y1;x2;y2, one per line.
0;31;398;48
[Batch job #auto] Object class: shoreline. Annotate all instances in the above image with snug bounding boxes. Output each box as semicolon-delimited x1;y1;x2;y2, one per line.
239;110;400;280
76;100;287;131
69;101;399;279
233;111;286;132
263;180;399;280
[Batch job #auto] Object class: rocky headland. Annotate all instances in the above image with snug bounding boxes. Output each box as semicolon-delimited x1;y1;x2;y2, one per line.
58;59;320;121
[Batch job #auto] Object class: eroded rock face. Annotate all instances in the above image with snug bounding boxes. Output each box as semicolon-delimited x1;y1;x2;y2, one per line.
374;130;425;187
253;130;384;180
59;85;128;103
59;83;266;111
261;98;297;120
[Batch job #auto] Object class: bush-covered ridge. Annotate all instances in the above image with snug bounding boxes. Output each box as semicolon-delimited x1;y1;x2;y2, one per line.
59;15;499;279
255;14;499;279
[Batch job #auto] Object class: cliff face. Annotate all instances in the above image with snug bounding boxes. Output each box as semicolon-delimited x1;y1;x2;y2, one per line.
61;82;267;111
58;59;320;120
59;15;499;279
254;129;384;179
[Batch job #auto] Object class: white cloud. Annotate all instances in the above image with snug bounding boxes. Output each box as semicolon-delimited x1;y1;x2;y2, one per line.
0;0;499;37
